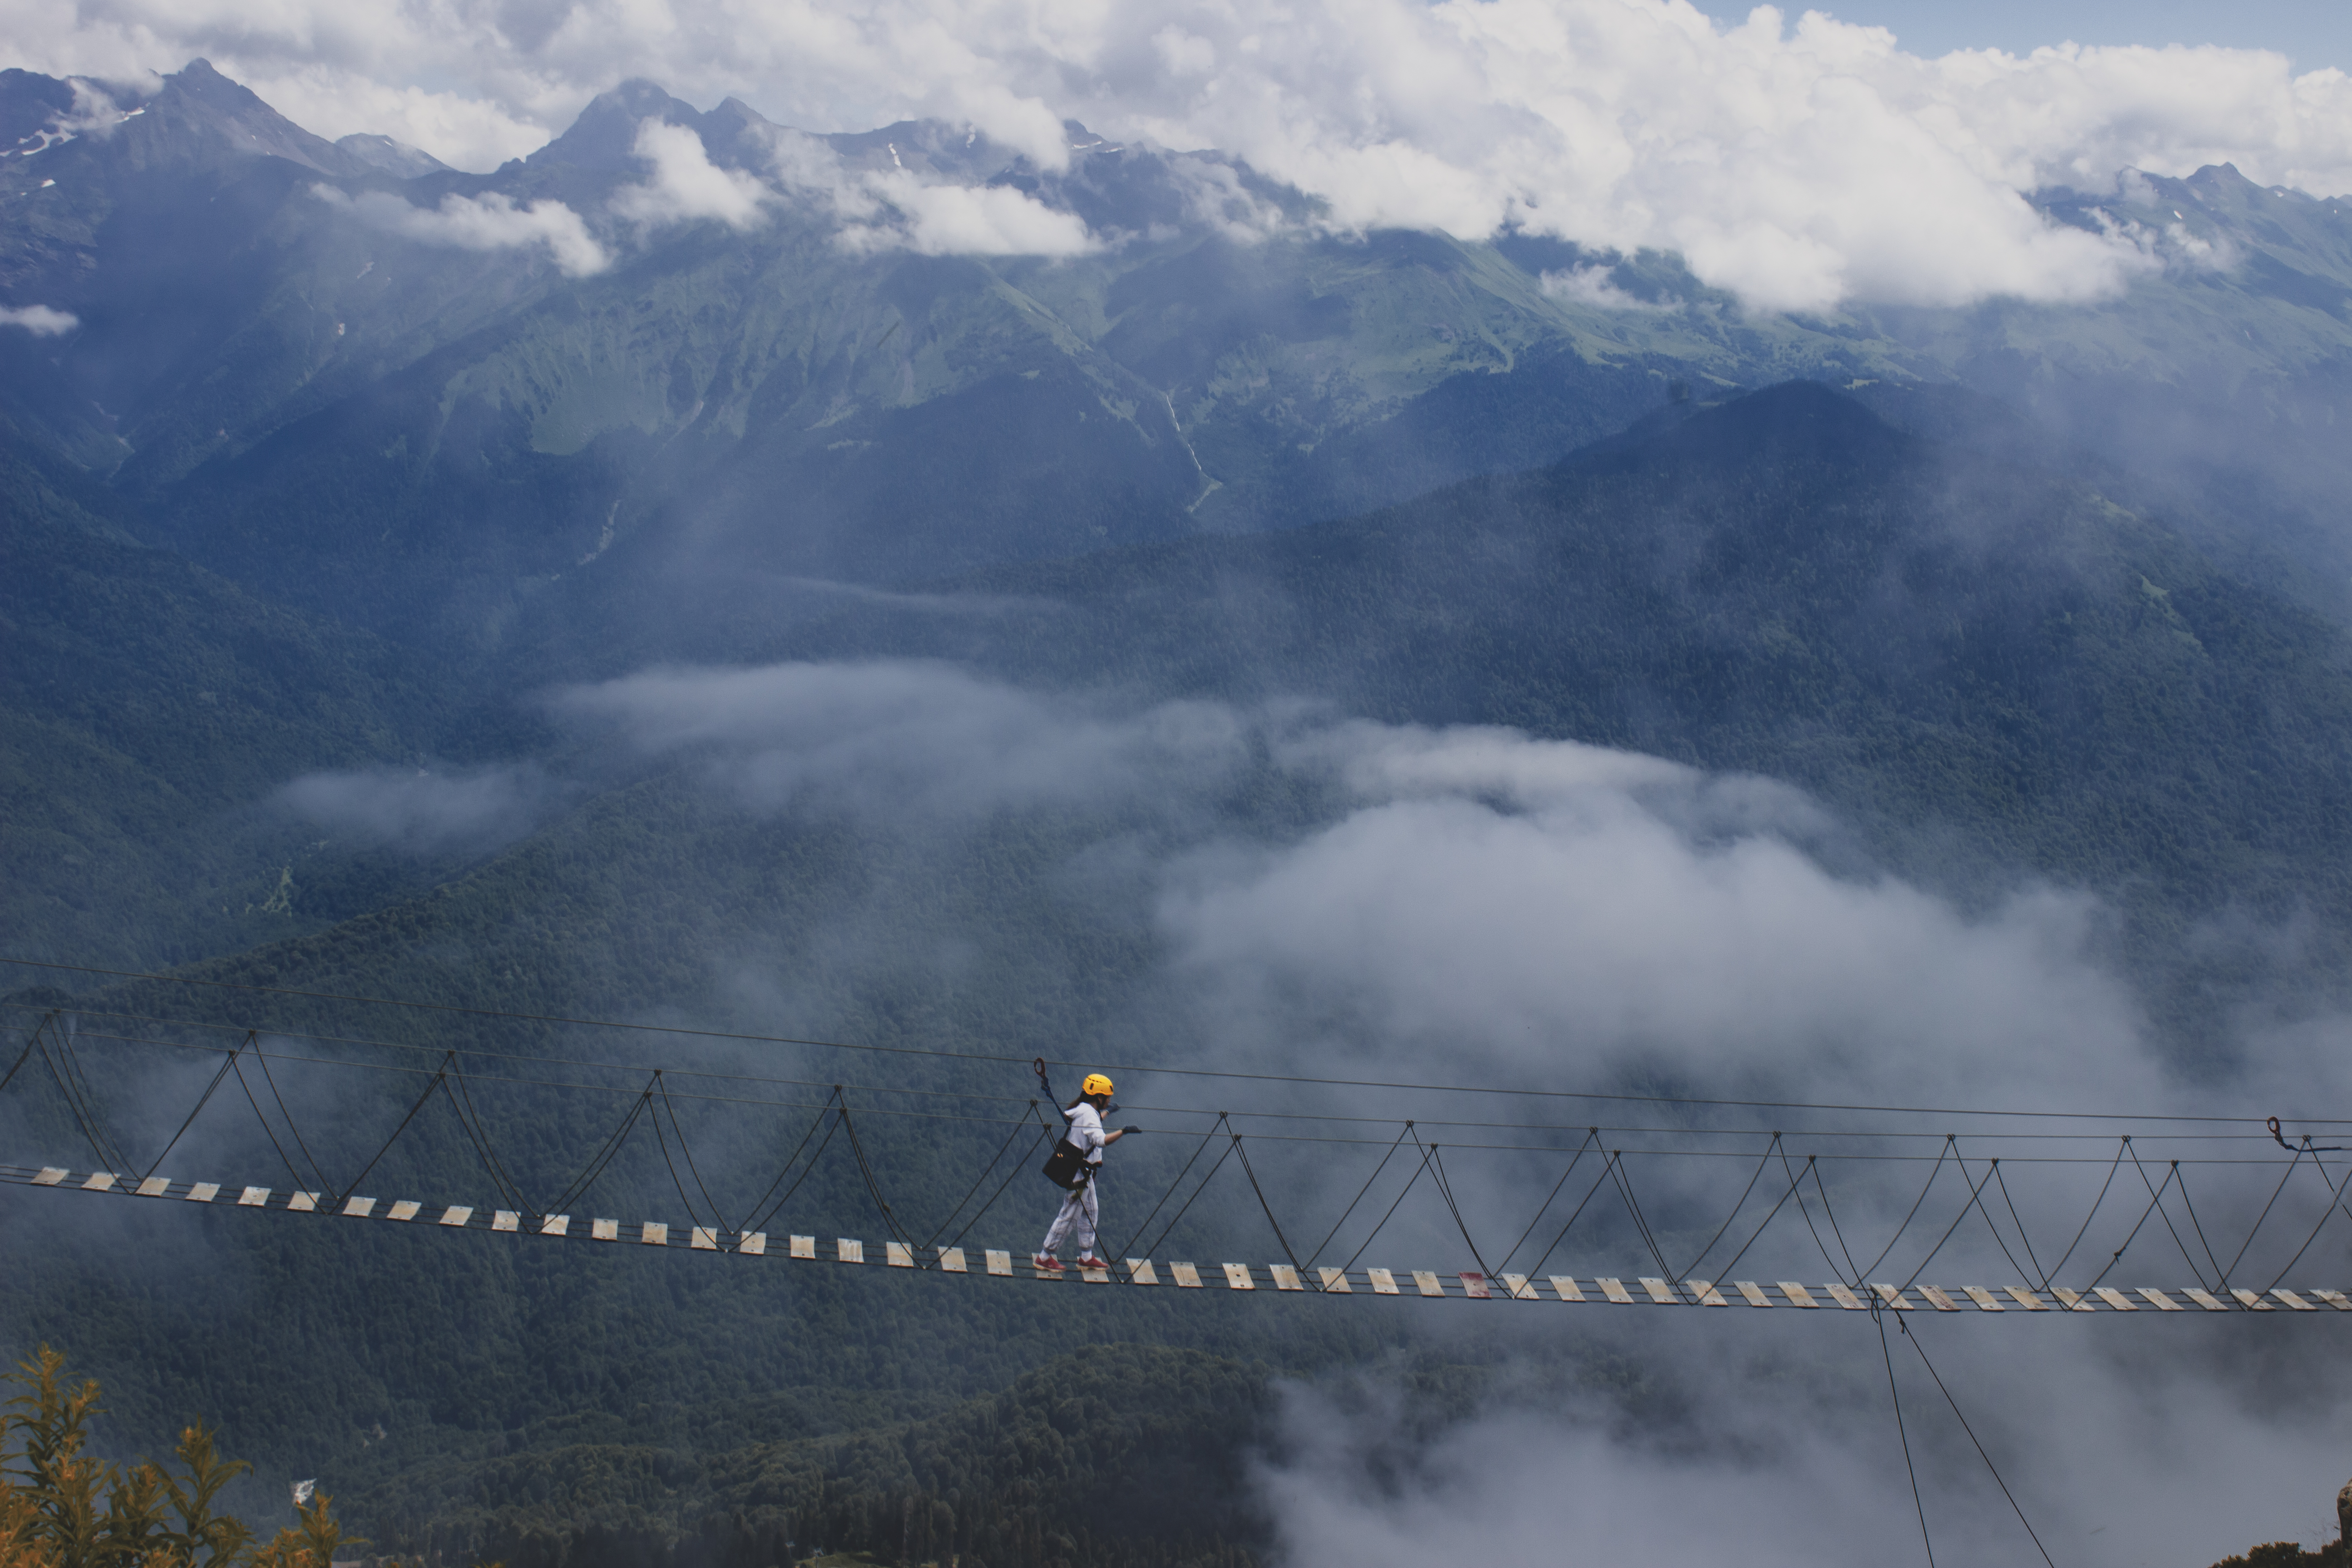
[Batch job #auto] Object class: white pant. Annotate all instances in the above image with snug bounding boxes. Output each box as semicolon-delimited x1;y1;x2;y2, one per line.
1041;1177;1099;1256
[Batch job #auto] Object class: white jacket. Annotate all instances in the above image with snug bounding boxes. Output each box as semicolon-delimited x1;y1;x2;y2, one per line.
1063;1101;1107;1166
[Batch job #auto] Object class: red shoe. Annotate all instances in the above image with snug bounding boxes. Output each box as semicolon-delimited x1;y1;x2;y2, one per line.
1032;1253;1065;1271
1076;1254;1110;1270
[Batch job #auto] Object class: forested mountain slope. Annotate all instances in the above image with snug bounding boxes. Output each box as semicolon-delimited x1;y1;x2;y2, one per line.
783;382;2352;1014
0;412;469;965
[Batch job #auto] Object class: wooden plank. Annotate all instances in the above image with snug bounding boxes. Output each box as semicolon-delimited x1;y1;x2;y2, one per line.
32;1168;66;1186
1224;1264;1256;1290
1125;1259;1158;1285
81;1172;117;1192
1824;1284;1866;1310
1460;1272;1492;1299
1869;1284;1911;1311
1367;1268;1399;1295
886;1241;914;1268
1271;1264;1304;1291
136;1176;169;1197
2136;1288;2182;1311
1080;1263;1112;1283
1735;1281;1773;1308
2050;1288;2092;1312
2231;1289;2274;1312
1962;1287;2004;1311
1778;1282;1818;1308
1688;1280;1730;1307
837;1238;865;1264
1640;1278;1677;1304
1318;1267;1350;1293
2002;1287;2046;1311
936;1247;967;1273
239;1186;272;1208
589;1216;617;1240
1916;1286;1960;1312
1550;1276;1586;1302
2182;1287;2229;1311
1413;1271;1446;1298
740;1232;768;1256
794;1235;819;1260
2093;1287;2136;1312
1503;1274;1540;1300
1598;1278;1636;1304
441;1206;474;1228
2311;1289;2352;1311
186;1182;220;1204
539;1214;568;1236
983;1248;1010;1274
639;1221;667;1245
493;1210;520;1232
287;1191;318;1212
2271;1289;2317;1312
1172;1262;1202;1288
691;1227;719;1251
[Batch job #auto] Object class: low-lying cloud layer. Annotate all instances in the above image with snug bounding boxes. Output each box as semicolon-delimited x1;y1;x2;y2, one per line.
273;762;557;854
0;303;77;335
11;2;2352;306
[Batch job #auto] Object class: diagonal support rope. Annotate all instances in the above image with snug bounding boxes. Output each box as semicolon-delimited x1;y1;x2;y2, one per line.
1305;1122;1415;1273
1113;1112;1227;1263
1681;1132;1780;1282
1523;1149;1622;1279
1231;1134;1305;1274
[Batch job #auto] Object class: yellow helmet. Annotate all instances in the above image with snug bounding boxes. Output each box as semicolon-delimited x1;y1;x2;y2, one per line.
1081;1073;1114;1098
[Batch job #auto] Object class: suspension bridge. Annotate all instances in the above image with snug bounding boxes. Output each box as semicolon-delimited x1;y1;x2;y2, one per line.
5;957;2351;1320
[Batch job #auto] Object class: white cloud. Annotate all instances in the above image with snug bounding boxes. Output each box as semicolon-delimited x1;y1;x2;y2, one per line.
1161;720;2151;1112
753;126;1100;255
611;118;773;229
1258;1352;2352;1568
274;763;554;853
549;660;1249;817
0;304;78;335
843;169;1098;256
312;186;610;275
1540;263;1670;310
8;1;2352;306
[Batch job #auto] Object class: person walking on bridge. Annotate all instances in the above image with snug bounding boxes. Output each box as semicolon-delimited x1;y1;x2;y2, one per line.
1034;1073;1133;1272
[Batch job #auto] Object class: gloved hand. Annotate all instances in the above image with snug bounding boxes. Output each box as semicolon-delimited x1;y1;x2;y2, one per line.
1122;1126;1143;1135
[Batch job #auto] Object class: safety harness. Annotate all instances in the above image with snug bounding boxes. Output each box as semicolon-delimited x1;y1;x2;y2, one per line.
1035;1058;1096;1191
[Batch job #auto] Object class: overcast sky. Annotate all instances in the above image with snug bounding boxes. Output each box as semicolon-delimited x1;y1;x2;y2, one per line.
1690;0;2348;71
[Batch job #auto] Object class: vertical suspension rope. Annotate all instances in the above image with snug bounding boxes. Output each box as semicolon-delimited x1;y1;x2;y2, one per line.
1901;1317;2057;1568
1875;1299;1936;1568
